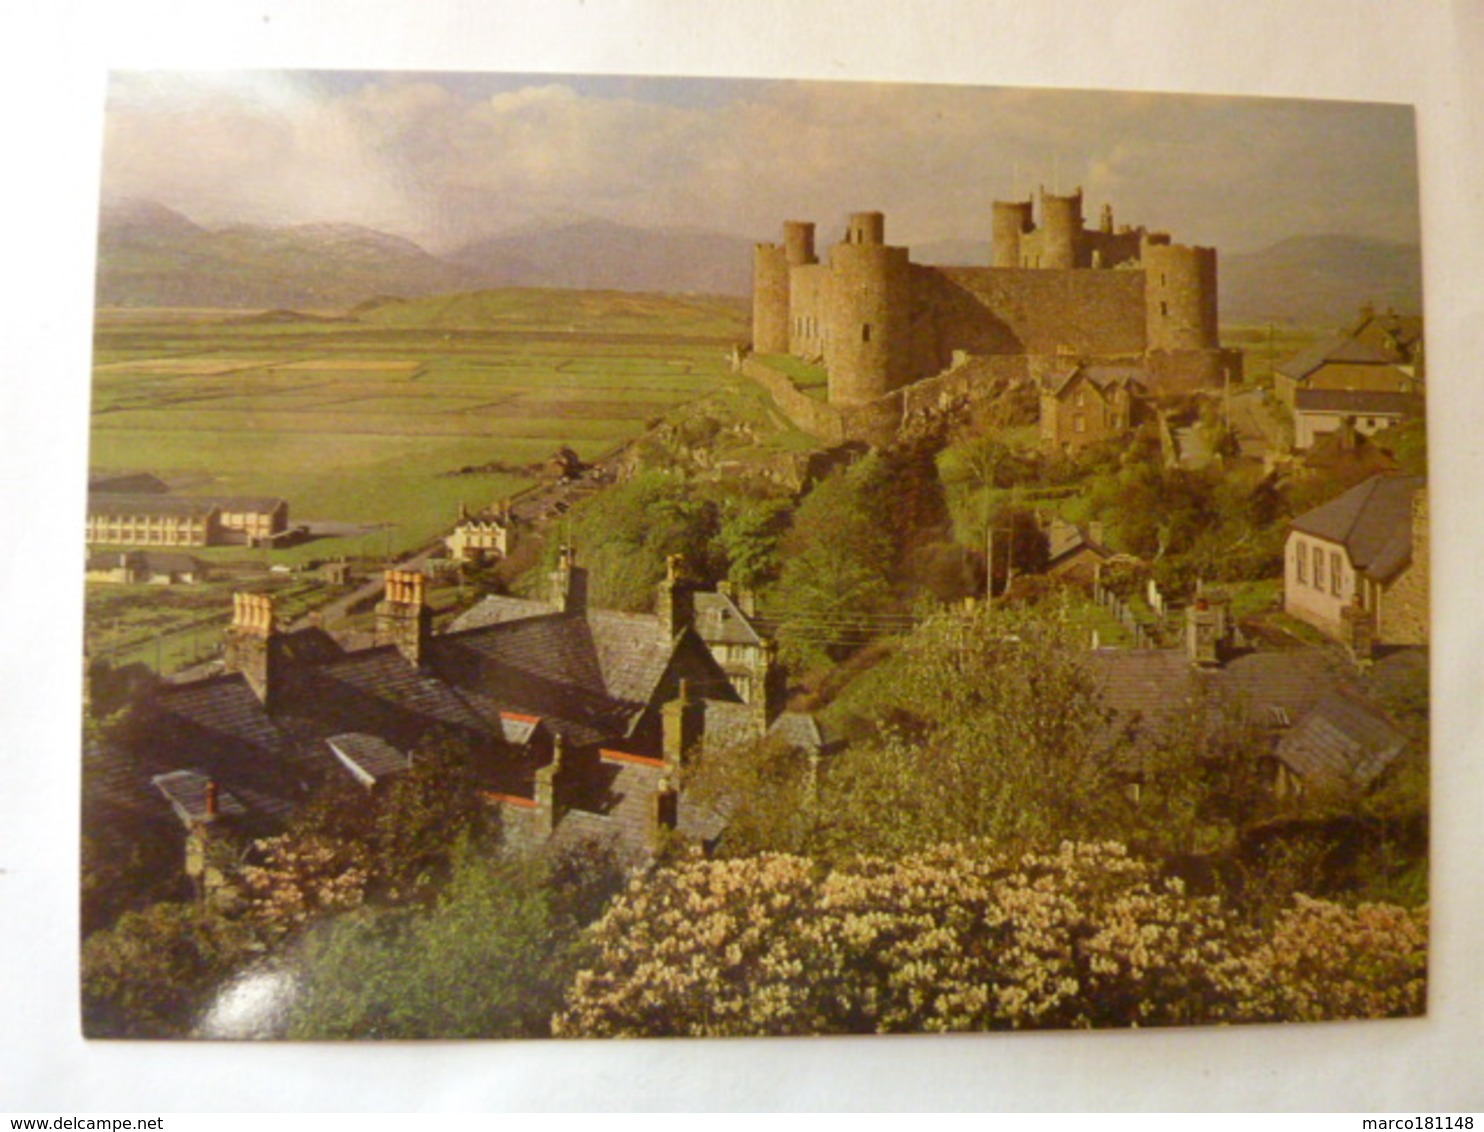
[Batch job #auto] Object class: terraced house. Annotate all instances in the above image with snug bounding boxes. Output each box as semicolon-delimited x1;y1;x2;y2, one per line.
85;553;823;900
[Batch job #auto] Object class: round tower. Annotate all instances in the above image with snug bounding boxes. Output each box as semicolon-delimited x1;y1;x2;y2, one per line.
825;213;912;405
752;241;791;355
843;211;885;246
992;199;1034;268
1038;187;1084;269
783;220;817;266
1143;240;1219;351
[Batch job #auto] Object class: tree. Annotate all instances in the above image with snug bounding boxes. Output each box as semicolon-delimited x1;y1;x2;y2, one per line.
529;470;722;611
369;730;492;900
284;837;624;1039
769;455;897;669
812;603;1127;858
82;901;254;1038
717;496;791;591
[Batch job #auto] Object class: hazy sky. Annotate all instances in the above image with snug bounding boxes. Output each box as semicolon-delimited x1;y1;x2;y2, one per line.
101;71;1421;255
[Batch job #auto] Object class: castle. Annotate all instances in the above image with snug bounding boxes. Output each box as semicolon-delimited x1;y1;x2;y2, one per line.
747;188;1242;443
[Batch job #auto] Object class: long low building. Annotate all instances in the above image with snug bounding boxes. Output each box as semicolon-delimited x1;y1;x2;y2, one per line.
1293;389;1422;450
86;492;288;547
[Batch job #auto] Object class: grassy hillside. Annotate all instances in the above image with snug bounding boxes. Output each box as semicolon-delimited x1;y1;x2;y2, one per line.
88;290;751;569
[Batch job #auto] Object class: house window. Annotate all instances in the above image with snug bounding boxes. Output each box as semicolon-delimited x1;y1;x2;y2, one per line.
1313;546;1325;590
1294;541;1306;583
1331;551;1343;597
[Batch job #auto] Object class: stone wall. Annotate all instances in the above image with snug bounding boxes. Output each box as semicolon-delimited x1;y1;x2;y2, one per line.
932;267;1149;358
1380;489;1429;644
738;356;849;443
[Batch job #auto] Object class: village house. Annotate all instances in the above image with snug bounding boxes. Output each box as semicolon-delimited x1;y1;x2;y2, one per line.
85;550;814;898
85;549;206;585
1039;364;1150;452
1292;389;1422;451
1284;474;1428;651
1092;599;1422;802
444;503;512;563
1043;517;1124;587
1274;307;1424;411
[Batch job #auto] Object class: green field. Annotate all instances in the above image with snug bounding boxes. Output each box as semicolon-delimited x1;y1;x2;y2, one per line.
1222;323;1330;387
90;289;752;567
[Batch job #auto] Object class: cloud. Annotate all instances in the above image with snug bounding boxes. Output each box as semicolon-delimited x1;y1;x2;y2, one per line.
99;72;1420;255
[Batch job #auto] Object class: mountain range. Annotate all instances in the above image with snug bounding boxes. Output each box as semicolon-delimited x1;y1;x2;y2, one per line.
95;199;1420;328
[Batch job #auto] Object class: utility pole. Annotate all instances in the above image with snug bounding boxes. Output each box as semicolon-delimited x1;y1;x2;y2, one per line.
985;511;995;601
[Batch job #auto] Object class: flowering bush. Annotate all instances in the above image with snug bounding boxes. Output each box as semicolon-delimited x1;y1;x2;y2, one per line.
1225;895;1427;1022
239;833;370;933
553;841;1426;1037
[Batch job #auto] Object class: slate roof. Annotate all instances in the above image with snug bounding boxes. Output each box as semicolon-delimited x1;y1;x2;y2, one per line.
1088;645;1362;761
1277;335;1400;381
153;769;248;825
767;710;843;755
137;674;308;832
1043;363;1148;398
1290;474;1423;583
446;594;554;632
1294;389;1422;417
1273;691;1408;789
326;733;412;787
694;591;765;647
88;493;217;518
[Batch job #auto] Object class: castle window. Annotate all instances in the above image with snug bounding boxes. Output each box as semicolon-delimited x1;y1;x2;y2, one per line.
1160;301;1169;317
862;323;871;343
1074;414;1086;434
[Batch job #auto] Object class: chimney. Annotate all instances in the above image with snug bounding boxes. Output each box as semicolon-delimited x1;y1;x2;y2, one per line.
1184;595;1229;667
551;546;588;615
375;569;432;665
1341;595;1376;668
205;779;220;821
662;679;705;766
650;775;679;846
533;736;564;836
657;554;695;640
224;591;282;704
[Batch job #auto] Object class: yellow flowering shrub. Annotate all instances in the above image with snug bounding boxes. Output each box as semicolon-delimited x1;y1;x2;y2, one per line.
553;841;1426;1037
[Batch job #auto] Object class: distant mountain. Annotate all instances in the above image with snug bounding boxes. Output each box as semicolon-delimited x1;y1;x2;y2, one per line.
94;203;757;309
447;220;756;296
95;202;491;309
1219;235;1422;328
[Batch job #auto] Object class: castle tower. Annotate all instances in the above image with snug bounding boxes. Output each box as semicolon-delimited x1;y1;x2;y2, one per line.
784;221;816;266
752;220;818;356
752;241;791;355
1142;239;1219;351
223;592;282;704
375;569;431;666
825;211;913;405
992;198;1035;267
1038;187;1085;269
